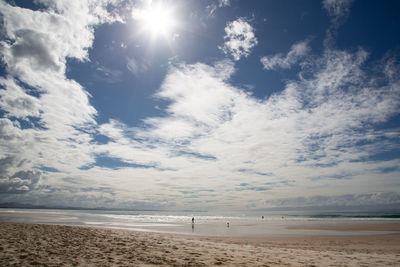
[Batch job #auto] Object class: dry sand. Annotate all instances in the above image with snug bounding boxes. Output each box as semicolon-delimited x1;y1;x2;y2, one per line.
0;222;399;266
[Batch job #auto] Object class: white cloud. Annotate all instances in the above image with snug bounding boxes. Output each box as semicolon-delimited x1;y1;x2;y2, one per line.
261;40;310;70
87;48;400;210
126;57;149;76
95;65;124;83
154;60;237;129
322;0;355;46
218;0;230;8
1;2;94;74
219;18;258;61
322;0;354;24
0;170;41;194
0;77;42;119
206;4;218;17
2;43;395;210
0;0;127;194
265;192;400;210
1;1;400;210
0;117;43;194
206;0;230;17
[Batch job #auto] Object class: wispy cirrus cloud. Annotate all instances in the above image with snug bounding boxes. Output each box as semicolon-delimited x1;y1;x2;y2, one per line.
322;0;355;26
261;40;310;70
219;18;258;61
95;65;124;83
92;47;400;209
218;0;231;7
322;0;355;47
126;57;149;76
207;0;231;17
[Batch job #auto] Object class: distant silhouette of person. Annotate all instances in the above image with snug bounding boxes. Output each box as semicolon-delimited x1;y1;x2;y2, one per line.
262;216;264;219
227;222;230;228
192;217;195;224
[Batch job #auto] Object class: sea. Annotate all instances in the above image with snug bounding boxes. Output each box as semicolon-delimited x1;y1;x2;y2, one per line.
1;208;399;237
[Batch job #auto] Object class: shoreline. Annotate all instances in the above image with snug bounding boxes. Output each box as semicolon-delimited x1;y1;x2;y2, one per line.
0;212;74;220
1;222;399;266
2;211;400;237
287;223;400;232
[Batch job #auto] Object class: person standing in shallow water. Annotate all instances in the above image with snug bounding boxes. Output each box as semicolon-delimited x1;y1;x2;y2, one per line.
192;217;194;224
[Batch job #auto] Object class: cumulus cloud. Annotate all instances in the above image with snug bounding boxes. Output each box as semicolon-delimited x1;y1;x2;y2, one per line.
10;29;61;71
0;0;127;196
0;170;41;194
1;1;94;74
219;18;258;61
265;192;400;210
261;40;310;70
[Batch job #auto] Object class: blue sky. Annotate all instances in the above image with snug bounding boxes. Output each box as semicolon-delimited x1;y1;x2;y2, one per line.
0;0;400;211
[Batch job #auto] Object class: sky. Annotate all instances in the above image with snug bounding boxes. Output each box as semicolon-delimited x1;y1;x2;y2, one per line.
0;0;400;212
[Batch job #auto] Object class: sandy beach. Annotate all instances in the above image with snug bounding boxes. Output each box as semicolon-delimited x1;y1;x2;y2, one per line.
0;222;399;266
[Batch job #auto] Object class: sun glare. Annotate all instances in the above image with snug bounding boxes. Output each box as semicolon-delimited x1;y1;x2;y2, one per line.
133;4;177;38
144;7;173;34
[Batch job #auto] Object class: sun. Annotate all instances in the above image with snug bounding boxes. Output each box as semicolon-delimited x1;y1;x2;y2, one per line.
132;3;177;38
143;6;174;35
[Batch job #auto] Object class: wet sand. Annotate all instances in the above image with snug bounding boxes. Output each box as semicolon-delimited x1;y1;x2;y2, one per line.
288;223;400;231
0;212;73;220
0;222;399;266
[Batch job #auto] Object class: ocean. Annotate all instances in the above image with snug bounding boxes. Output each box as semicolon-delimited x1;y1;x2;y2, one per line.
1;208;399;237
